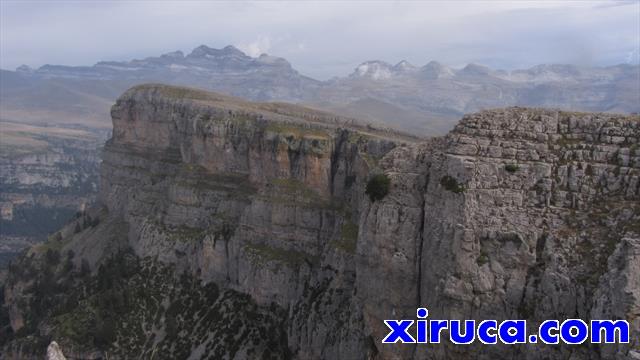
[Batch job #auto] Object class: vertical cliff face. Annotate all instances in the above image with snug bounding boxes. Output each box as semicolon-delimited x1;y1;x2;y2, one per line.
100;85;399;298
2;85;638;359
94;84;406;358
359;108;639;359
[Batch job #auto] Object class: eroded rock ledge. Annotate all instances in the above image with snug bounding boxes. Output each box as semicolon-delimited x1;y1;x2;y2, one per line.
2;85;638;360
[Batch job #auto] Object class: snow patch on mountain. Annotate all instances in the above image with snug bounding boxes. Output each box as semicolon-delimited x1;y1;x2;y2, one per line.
354;61;393;80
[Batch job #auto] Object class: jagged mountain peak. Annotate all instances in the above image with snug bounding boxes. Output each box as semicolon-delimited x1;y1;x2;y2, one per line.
187;44;247;58
420;60;454;79
352;60;420;79
160;50;184;59
457;63;493;76
393;60;417;72
256;53;292;67
352;60;394;80
423;60;447;69
223;44;245;54
15;64;34;73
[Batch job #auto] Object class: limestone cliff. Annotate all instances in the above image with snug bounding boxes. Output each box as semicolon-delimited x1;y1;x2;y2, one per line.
365;108;640;360
1;85;638;360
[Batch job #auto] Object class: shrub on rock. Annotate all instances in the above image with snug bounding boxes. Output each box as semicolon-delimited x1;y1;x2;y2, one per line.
366;174;391;202
440;175;466;193
505;164;520;173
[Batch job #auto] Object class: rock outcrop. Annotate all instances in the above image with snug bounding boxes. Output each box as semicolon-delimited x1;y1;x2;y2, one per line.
46;341;66;360
1;85;638;359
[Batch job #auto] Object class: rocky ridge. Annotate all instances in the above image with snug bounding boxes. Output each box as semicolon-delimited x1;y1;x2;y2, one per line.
1;85;638;359
3;45;638;136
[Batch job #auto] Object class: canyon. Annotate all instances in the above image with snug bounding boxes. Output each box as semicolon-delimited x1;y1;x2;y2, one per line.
2;45;637;265
1;84;638;359
0;122;104;266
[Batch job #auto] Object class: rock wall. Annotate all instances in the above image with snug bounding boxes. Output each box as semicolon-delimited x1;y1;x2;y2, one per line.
362;108;639;359
2;86;638;359
97;84;404;358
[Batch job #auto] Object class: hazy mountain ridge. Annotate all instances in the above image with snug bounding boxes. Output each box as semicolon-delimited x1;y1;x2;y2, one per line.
325;60;639;134
12;45;319;103
3;44;638;135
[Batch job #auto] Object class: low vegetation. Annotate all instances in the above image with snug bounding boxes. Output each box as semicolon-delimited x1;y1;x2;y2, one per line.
265;122;330;140
504;164;520;173
476;251;489;266
365;174;391;202
244;243;319;269
440;175;466;193
2;246;290;358
331;220;359;253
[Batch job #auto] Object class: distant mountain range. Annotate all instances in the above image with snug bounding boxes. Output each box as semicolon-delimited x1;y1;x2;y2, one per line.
1;44;638;135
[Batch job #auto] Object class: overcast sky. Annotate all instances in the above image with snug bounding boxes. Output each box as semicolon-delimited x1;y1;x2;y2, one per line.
1;0;638;79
